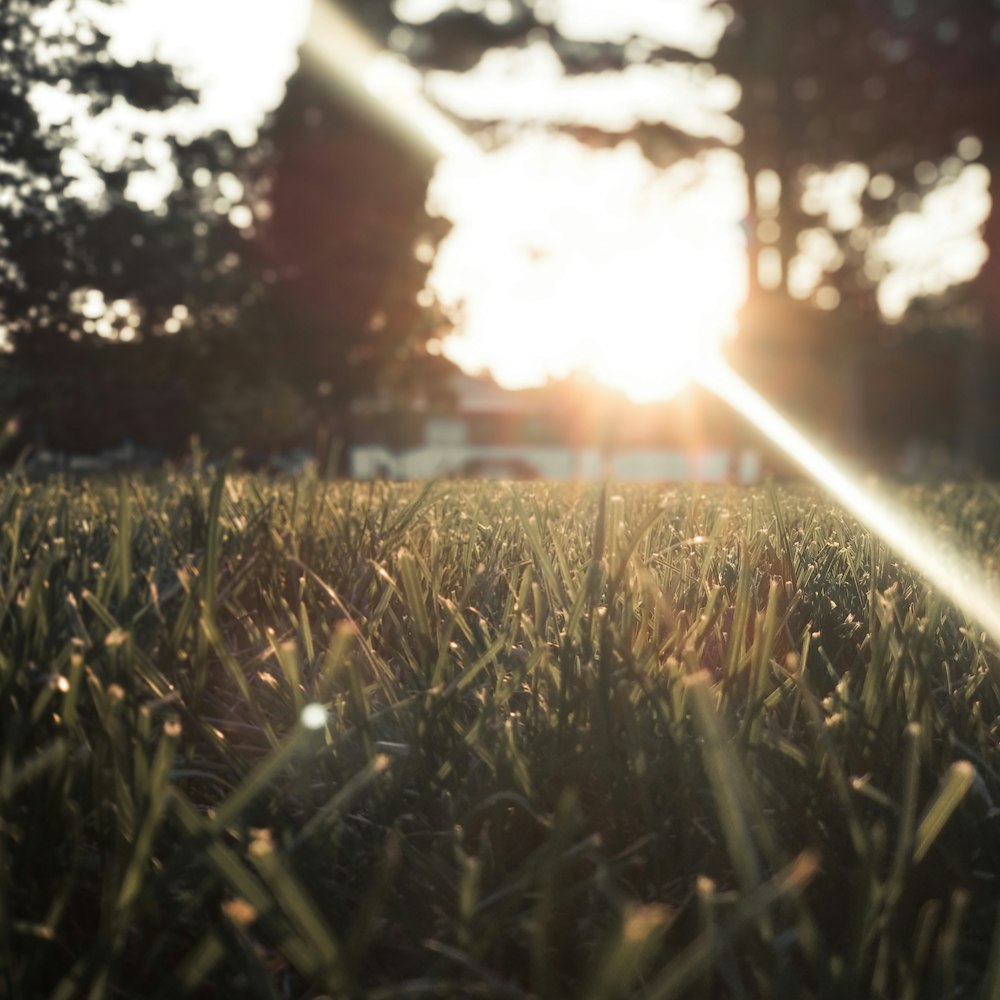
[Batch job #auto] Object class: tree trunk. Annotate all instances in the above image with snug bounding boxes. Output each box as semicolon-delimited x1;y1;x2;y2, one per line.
744;157;761;301
960;136;1000;471
974;136;1000;341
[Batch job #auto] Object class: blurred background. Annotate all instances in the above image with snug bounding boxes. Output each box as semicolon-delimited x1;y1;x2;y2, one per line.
2;0;998;480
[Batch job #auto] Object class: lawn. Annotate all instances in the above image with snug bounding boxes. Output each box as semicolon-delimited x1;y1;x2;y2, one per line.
3;469;1000;998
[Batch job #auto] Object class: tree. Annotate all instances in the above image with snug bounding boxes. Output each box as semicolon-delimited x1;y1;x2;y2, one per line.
0;1;195;343
886;3;1000;465
868;2;1000;334
1;1;291;455
242;46;452;467
714;0;1000;464
714;0;996;318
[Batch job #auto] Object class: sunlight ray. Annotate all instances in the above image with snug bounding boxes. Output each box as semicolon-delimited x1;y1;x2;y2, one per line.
702;361;1000;646
302;1;477;162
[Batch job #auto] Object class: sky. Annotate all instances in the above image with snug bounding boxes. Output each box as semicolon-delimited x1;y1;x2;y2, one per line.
424;40;742;143
33;0;312;209
109;0;309;131
36;0;993;399
393;0;730;58
92;0;311;143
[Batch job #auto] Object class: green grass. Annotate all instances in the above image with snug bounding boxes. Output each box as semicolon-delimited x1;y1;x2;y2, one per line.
3;468;1000;998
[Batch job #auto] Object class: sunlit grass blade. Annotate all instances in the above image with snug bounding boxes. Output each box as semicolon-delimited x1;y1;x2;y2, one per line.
396;547;433;649
290;752;391;850
248;841;346;992
685;672;763;894
983;905;1000;1000
116;477;132;603
206;721;313;833
0;738;70;804
912;759;976;863
584;903;673;1000
645;852;819;1000
890;723;923;887
114;722;181;915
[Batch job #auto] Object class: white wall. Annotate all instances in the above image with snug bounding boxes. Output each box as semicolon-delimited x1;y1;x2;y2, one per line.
351;445;763;483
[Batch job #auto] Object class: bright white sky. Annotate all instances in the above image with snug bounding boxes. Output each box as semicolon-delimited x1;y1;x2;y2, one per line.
874;163;991;319
424;40;742;142
33;0;311;209
92;0;311;142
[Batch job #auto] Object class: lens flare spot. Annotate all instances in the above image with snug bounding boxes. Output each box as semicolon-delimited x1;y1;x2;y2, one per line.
300;702;329;730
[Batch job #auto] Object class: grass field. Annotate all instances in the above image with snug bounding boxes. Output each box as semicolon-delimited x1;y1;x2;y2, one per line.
3;469;1000;998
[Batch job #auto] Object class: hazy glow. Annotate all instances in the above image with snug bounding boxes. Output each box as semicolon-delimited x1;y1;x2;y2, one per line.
426;40;742;143
393;0;510;24
300;3;746;401
429;136;746;400
801;162;870;232
787;228;843;301
800;159;991;320
544;0;729;57
704;364;1000;646
126;163;180;212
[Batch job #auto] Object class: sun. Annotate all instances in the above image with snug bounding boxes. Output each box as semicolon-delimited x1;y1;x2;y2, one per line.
426;133;748;402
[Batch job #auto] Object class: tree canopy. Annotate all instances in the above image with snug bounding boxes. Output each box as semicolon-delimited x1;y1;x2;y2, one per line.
245;61;451;462
1;1;267;451
1;1;205;344
354;0;996;329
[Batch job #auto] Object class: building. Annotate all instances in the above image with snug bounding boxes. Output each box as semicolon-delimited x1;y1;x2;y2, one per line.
350;372;763;482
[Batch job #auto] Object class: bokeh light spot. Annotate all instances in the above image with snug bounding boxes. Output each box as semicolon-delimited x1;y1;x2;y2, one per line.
300;703;329;730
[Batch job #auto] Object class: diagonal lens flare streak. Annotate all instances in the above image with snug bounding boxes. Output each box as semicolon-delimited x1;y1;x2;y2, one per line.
701;360;1000;645
307;2;1000;647
302;0;478;163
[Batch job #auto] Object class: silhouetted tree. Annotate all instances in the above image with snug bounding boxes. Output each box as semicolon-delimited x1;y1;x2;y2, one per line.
884;2;1000;464
714;0;1000;464
715;1;998;321
874;3;1000;337
244;54;452;467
